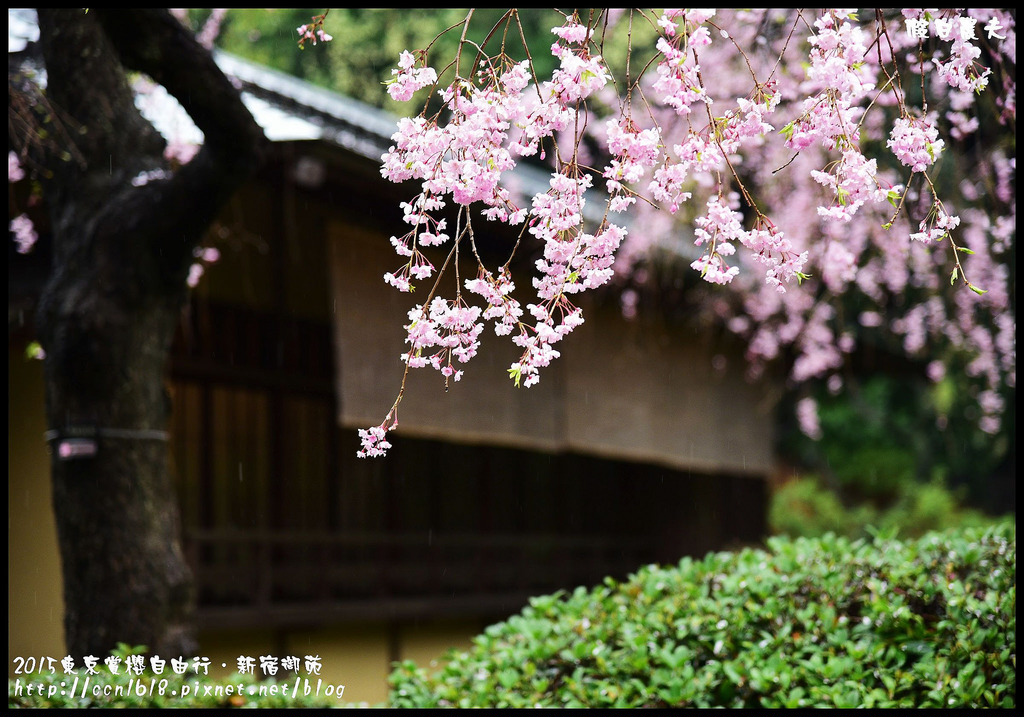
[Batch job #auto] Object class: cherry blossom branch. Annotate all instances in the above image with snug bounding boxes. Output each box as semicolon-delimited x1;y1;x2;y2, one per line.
353;8;1014;456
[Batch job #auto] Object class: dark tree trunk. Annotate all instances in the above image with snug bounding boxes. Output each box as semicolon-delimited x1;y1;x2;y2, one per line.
27;9;267;658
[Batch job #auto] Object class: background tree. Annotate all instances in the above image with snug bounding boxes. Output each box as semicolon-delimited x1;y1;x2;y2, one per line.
9;9;267;657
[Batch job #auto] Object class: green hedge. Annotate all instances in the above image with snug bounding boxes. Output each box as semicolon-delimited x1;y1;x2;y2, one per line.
389;523;1016;708
8;644;349;709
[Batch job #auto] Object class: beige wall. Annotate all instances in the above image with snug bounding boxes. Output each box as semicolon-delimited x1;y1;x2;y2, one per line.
329;219;776;476
196;624;397;705
195;618;479;705
8;348;65;671
562;299;774;474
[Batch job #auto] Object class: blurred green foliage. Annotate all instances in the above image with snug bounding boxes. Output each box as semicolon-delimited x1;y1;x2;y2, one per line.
769;476;997;540
388;523;1016;708
777;373;1013;536
204;9;568;115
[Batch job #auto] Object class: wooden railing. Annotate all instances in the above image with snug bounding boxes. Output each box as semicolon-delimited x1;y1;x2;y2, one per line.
184;528;652;626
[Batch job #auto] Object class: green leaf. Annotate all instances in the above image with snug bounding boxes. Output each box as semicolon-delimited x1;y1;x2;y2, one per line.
722;661;743;685
498;668;519;688
24;341;46;360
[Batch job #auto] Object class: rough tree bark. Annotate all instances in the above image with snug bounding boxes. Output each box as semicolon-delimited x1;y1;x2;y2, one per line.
24;9;267;658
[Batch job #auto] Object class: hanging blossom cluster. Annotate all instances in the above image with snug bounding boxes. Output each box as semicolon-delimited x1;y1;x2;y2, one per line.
902;9;993;94
651;9;714;116
360;16;623;456
789;11;891;226
9;150;38;254
402;296;483;382
604;118;662;212
296;11;332;50
386;50;438;102
511;170;632;389
888;116;945;173
9;213;37;254
356;8;1014;457
644;10;808;291
646;9;718;215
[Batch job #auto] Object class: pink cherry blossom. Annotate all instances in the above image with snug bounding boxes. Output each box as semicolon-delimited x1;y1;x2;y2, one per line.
8;151;25;182
796;396;823;440
551;22;592;45
357;421;394;458
9;213;37;254
888;116;944;172
386;51;438;102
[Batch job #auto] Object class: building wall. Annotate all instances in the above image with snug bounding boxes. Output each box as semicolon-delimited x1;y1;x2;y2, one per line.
6;183;499;702
328;217;776;475
8;348;65;668
6;351;483;702
8;166;775;701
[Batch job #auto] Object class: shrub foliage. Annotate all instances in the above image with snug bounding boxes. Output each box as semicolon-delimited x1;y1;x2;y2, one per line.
389;523;1015;708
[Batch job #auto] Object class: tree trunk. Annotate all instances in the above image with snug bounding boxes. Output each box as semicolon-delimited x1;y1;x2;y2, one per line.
41;300;196;657
28;8;267;658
